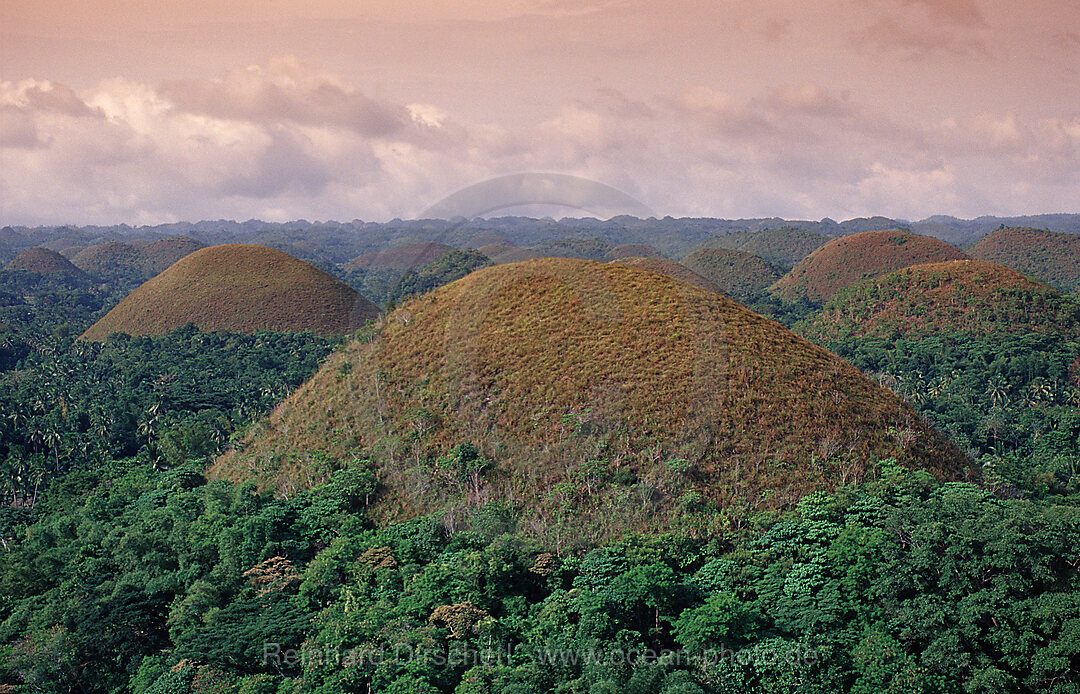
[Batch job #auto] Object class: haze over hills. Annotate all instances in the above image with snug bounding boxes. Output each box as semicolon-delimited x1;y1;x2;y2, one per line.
80;244;379;340
211;257;967;542
771;230;969;303
968;227;1080;294
802;260;1080;342
2;214;1077;271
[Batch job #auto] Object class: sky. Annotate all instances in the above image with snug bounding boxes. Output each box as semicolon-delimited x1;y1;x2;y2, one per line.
2;0;1079;226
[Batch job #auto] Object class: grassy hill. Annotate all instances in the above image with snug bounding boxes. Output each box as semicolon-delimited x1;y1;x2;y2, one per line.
605;243;661;260
211;258;966;543
4;247;86;275
802;260;1080;342
771;230;968;303
345;242;457;271
80;244;379;340
681;247;783;299
610;256;724;294
968;227;1080;293
71;242;145;274
704;227;831;268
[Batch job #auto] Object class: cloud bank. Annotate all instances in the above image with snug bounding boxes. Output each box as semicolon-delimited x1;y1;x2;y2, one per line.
2;56;1078;225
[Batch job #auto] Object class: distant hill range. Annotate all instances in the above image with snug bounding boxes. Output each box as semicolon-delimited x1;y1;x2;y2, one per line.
4;214;1076;271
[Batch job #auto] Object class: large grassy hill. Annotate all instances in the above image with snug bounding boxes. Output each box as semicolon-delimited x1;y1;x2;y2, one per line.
80;244;379;340
210;257;967;544
802;259;1080;342
771;230;968;303
968;227;1080;293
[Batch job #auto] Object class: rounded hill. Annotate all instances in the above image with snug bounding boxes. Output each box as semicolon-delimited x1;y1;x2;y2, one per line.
605;243;661;260
71;242;144;274
80;244;379;340
771;230;968;303
5;247;86;275
968;227;1080;293
705;227;831;268
211;257;966;541
803;260;1080;342
681;248;783;298
346;242;457;271
610;256;723;294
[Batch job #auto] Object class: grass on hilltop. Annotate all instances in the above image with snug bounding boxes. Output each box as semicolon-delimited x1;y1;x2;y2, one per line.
609;256;724;294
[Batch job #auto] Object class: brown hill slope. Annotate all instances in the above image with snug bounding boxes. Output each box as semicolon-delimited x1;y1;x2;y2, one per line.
5;247;86;275
969;227;1080;293
610;256;724;294
210;258;967;543
771;230;968;303
80;244;378;340
345;242;457;271
605;243;661;260
681;248;783;299
803;260;1080;342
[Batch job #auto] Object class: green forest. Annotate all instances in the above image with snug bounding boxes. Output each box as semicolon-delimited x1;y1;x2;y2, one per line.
1;224;1079;693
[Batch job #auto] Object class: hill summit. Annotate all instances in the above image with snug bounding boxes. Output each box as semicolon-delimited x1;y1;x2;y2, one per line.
80;244;378;340
803;260;1080;342
211;257;967;543
5;247;86;275
771;230;968;303
609;256;723;294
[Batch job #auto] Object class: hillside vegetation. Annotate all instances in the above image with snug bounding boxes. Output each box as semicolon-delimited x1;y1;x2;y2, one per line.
212;258;966;544
969;227;1080;293
771;230;968;303
681;247;783;299
81;244;378;340
803;260;1080;342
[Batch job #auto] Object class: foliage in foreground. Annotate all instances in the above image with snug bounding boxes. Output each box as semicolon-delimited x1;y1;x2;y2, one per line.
1;460;1078;693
